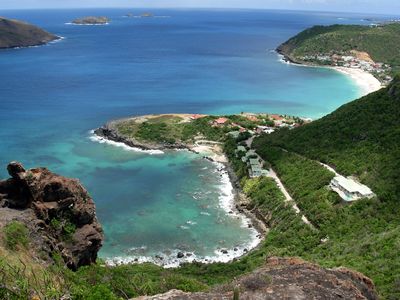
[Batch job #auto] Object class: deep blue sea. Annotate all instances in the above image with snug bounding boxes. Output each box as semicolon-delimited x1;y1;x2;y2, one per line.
0;8;394;265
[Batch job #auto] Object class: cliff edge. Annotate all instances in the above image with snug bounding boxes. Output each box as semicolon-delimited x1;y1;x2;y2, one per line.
134;257;378;300
0;162;103;270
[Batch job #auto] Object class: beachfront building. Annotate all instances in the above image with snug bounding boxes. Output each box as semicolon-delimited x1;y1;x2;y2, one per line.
241;149;257;162
235;145;246;156
247;158;268;178
330;175;375;202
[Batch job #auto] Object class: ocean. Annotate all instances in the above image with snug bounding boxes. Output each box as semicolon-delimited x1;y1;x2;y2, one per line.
0;8;393;265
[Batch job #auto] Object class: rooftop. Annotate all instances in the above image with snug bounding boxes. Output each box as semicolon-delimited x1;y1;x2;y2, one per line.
332;175;373;195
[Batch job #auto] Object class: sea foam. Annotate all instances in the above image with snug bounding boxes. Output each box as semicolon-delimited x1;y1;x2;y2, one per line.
88;130;164;155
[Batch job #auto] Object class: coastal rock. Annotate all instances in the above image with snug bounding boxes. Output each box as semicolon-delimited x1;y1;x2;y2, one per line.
132;257;378;300
0;162;103;270
177;252;185;258
0;17;58;49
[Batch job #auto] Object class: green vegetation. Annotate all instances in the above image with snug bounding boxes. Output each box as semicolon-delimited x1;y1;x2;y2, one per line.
256;77;400;202
3;221;29;250
50;217;76;242
278;23;400;74
114;114;266;144
3;80;400;298
251;77;400;299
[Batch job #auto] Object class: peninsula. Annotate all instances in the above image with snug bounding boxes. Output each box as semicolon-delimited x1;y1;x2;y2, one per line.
71;16;110;25
94;113;306;162
0;17;58;49
277;23;400;86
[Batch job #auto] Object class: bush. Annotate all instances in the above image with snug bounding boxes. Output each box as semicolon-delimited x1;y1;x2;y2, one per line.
3;221;29;250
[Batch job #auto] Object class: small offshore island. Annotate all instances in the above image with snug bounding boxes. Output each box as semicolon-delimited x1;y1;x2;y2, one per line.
0;17;58;49
71;16;110;25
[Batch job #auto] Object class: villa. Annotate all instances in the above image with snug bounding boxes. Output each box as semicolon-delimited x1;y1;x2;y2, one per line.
330;175;375;202
241;149;257;162
212;117;229;126
247;158;268;178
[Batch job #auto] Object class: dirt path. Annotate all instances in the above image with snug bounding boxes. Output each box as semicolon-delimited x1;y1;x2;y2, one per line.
246;137;314;228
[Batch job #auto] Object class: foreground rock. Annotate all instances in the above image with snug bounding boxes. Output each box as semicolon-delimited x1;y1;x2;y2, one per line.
133;257;378;300
72;16;110;25
0;17;58;49
0;162;103;270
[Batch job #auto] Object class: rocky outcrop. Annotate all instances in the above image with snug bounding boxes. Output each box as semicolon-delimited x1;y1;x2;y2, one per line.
94;123;189;151
0;162;103;270
0;17;58;49
133;257;378;300
72;16;109;25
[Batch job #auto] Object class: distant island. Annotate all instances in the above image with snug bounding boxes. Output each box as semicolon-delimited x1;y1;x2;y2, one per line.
140;12;154;18
277;23;400;85
71;16;110;25
125;12;155;18
0;17;58;49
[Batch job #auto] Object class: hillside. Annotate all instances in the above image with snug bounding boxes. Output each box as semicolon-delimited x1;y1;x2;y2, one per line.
255;76;400;202
277;23;400;78
251;77;400;298
0;17;58;49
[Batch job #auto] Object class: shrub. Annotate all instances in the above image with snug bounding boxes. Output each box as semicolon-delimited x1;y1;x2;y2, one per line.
3;221;29;250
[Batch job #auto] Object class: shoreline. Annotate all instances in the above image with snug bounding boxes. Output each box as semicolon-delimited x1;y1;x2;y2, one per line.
1;35;65;51
90;128;267;268
276;51;382;97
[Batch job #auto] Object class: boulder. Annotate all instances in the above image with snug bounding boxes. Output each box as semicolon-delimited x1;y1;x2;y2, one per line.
0;162;103;270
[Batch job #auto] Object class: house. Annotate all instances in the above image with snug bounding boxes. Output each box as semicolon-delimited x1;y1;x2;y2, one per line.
246;115;259;122
330;175;375;202
235;145;246;155
270;114;284;121
191;114;206;120
241;150;257;162
256;126;275;134
249;165;269;178
227;131;240;139
212;117;229;126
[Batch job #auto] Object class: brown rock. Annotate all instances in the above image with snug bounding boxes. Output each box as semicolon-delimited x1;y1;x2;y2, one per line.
131;257;378;300
0;162;103;270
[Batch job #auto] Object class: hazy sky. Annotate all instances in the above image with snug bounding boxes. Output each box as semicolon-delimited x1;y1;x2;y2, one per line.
0;0;399;15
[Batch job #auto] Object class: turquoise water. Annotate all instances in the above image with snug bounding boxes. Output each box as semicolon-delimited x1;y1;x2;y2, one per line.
0;8;393;264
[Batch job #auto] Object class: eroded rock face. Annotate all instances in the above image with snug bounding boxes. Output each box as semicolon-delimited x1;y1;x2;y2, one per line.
133;257;378;300
0;162;103;270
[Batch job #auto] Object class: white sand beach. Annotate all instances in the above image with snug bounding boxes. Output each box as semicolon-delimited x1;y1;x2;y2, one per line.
332;67;382;96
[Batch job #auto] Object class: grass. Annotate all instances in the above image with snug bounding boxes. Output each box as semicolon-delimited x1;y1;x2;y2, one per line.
3;221;29;251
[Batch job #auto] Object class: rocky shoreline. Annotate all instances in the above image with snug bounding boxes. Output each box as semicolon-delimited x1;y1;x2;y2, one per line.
93;122;268;264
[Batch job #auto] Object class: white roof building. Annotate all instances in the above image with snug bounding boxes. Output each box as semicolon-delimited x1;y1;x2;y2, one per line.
330;175;375;202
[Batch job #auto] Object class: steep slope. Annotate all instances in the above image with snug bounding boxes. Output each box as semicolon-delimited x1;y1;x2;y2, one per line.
252;77;400;298
0;17;58;49
256;76;400;202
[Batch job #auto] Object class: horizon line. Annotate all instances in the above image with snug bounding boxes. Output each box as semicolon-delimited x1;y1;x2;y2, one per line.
0;6;399;17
